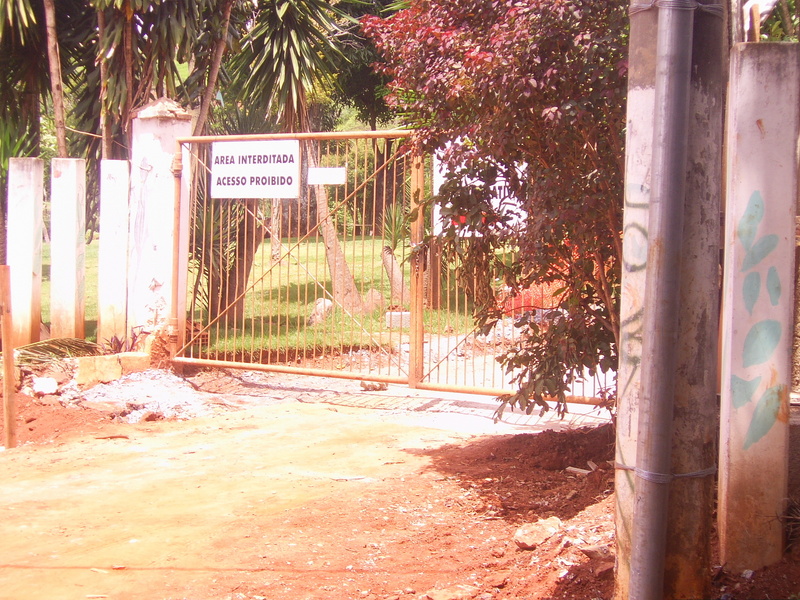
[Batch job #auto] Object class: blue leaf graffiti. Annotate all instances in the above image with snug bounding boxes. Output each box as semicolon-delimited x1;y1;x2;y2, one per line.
734;190;787;451
737;191;764;251
741;234;779;272
743;272;760;315
742;319;782;368
730;374;762;409
767;266;781;306
743;384;785;450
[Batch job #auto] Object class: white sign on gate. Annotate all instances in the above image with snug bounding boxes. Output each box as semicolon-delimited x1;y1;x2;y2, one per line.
211;140;300;199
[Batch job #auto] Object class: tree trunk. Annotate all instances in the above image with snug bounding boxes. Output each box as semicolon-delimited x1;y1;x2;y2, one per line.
208;200;266;328
223;199;265;328
42;0;67;158
96;8;113;160
193;0;235;136
382;245;410;307
122;0;134;143
270;199;282;262
307;143;364;315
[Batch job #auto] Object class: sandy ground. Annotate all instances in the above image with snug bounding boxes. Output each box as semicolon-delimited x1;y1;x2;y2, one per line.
0;368;797;600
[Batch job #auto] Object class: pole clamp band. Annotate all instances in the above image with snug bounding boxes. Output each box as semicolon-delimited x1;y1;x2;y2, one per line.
615;462;717;484
630;0;725;17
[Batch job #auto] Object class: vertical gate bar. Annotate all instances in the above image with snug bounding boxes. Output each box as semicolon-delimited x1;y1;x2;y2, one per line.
201;146;212;359
361;139;369;363
388;137;396;377
409;150;425;387
305;197;313;354
370;139;380;373
283;200;290;360
186;149;197;358
211;154;222;360
255;199;262;362
226;200;235;356
169;143;183;359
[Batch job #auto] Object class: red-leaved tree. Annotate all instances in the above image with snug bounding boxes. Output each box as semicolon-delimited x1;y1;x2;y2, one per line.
363;0;627;415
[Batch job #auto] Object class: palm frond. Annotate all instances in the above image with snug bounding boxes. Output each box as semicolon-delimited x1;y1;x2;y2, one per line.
4;338;104;366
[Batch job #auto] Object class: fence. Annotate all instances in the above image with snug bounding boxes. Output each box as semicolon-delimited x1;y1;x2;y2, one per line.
3;123;610;403
168;131;610;402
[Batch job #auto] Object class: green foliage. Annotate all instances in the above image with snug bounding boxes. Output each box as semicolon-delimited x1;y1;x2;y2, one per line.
761;0;799;40
364;0;627;415
331;0;399;130
382;202;409;252
101;326;144;354
228;0;347;132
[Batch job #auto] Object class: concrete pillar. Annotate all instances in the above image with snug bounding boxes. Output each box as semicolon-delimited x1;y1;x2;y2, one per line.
128;98;191;332
718;43;799;572
614;8;657;597
617;5;726;596
97;160;130;343
49;158;86;339
6;158;43;347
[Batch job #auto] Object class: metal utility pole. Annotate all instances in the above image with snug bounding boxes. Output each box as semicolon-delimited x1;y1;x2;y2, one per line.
618;1;726;598
629;3;695;596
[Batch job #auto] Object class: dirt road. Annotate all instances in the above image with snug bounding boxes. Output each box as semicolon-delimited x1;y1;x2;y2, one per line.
3;369;794;600
0;370;617;600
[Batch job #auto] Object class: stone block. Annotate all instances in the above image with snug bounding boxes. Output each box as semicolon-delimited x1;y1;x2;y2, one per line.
385;311;411;329
74;354;123;387
118;352;150;375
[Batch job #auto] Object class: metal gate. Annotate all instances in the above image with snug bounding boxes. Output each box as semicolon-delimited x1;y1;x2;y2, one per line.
169;131;605;402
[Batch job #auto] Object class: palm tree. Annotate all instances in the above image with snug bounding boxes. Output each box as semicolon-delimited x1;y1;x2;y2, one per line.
42;0;67;157
228;0;366;314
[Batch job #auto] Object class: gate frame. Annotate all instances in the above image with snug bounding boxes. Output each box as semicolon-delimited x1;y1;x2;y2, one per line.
167;130;603;406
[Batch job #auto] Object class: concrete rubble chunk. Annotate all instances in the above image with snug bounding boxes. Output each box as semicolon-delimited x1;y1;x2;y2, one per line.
31;376;58;396
578;543;613;560
485;570;511;588
513;515;563;550
421;584;481;600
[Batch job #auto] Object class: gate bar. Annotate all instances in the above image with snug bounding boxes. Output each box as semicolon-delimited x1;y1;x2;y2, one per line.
408;151;425;387
176;129;413;145
173;356;408;385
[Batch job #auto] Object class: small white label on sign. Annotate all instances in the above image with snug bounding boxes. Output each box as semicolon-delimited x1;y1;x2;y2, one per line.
308;167;346;186
211;140;300;199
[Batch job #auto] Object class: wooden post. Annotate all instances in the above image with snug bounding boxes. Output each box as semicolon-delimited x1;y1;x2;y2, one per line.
1;266;16;449
718;43;799;572
49;158;86;339
6;158;43;347
408;151;425;387
97;160;130;343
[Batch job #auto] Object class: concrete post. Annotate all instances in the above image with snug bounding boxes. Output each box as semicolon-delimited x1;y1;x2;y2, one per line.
617;4;725;597
615;7;657;597
128;98;191;332
6;158;43;347
718;42;799;572
49;158;86;339
97;160;130;343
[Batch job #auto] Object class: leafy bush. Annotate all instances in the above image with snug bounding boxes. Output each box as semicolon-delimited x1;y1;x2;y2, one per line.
364;0;627;414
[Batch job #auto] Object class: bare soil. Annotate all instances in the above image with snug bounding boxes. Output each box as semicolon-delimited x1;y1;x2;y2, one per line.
0;367;798;600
